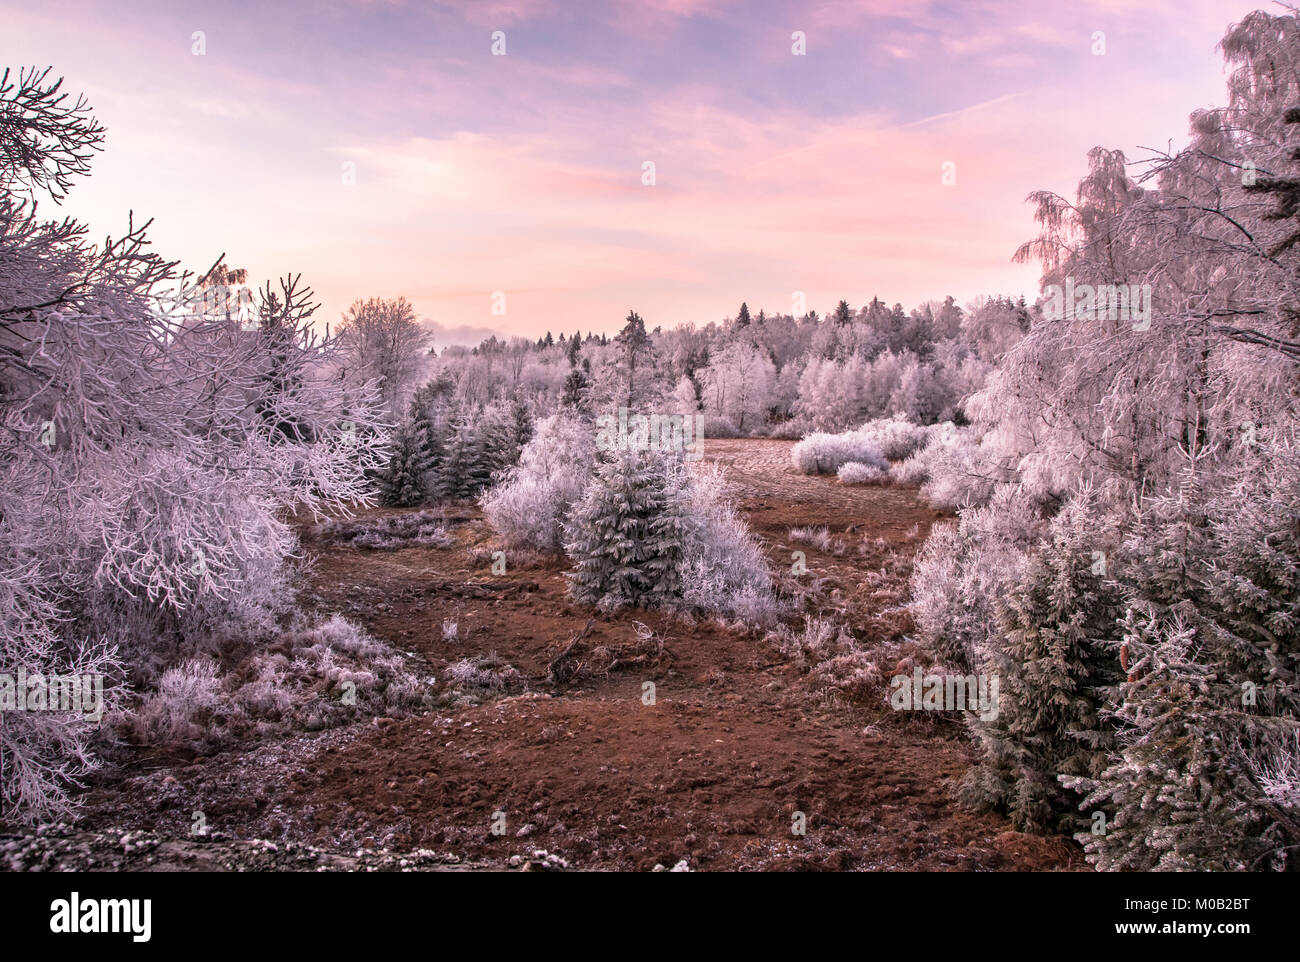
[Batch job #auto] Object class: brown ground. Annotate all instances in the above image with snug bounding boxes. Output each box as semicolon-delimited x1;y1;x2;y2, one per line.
15;439;1080;872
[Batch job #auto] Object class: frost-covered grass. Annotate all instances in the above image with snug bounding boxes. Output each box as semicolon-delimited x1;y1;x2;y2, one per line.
444;652;524;695
311;510;455;550
116;614;435;755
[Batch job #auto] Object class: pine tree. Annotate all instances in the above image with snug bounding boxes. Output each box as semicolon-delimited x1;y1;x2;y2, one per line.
379;418;435;506
508;396;533;454
407;383;447;496
833;299;852;326
564;450;689;611
1063;606;1288;870
958;493;1127;834
441;412;487;499
1065;458;1300;869
562;367;589;409
612;310;654;409
735;301;752;329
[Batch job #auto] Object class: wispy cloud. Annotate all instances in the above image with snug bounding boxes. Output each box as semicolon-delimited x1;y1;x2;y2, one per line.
0;0;1268;335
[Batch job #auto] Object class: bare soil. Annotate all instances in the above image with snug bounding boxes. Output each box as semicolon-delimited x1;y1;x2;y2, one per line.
6;439;1080;872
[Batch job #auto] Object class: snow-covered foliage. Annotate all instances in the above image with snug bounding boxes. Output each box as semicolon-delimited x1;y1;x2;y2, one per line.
906;11;1300;870
117;614;433;753
853;417;929;460
836;461;888;485
791;430;888;475
699;340;775;433
908;489;1040;671
677;465;778;625
564;450;776;622
481;413;596;553
0;68;388;822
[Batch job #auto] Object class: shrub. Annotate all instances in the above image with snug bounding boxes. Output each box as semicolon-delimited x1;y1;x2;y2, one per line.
481;413;595;553
129;658;221;746
908;487;1040;671
678;465;779;625
114;614;434;754
854;416;929;460
837;461;888;485
791;430;887;475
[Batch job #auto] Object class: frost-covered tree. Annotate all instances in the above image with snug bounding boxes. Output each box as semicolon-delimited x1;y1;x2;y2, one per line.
336;296;431;417
379;417;436;506
564;450;690;611
0;67;388;822
958;492;1128;834
700;340;775;432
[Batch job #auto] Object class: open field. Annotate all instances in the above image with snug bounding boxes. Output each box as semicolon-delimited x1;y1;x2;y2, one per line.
5;439;1078;872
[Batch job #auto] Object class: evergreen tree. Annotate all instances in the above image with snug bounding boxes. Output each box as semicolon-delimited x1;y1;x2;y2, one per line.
833;299;852;326
379;418;436;506
508;396;533;455
564;451;690;611
613;310;653;408
407;383;447;496
959;493;1127;834
441;412;490;499
735;301;752;329
1065;458;1300;870
562;366;589;409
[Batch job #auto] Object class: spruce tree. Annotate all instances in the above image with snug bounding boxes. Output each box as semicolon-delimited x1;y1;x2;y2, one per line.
564;450;689;611
959;493;1127;833
1066;459;1300;870
379;417;435;506
441;412;487;499
407;384;447;497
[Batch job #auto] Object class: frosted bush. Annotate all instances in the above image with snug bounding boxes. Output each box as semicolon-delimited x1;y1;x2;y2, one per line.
678;465;779;625
117;614;433;753
891;421;965;484
854;417;929;460
837;461;888;485
698;414;741;438
890;423;1008;509
482;413;595;553
791;431;887;475
132;658;221;745
909;487;1041;671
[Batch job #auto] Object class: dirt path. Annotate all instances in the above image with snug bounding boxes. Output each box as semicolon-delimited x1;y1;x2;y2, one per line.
43;439;1078;872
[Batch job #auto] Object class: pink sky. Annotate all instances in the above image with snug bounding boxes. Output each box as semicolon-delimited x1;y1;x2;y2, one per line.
1;0;1269;339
